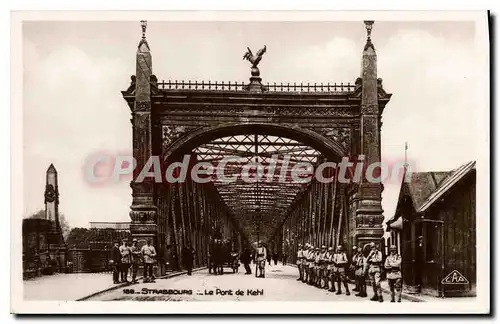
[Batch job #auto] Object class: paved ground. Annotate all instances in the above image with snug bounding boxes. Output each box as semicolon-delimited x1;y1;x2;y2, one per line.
23;272;116;301
88;264;402;302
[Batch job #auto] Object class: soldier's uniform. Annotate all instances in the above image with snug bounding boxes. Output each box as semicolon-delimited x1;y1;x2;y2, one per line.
296;244;304;281
319;246;329;289
351;246;359;292
366;242;384;302
141;242;157;283
314;247;321;287
308;246;316;285
129;239;141;283
332;246;350;295
327;247;336;292
119;240;131;283
256;243;267;278
354;248;367;297
384;245;402;302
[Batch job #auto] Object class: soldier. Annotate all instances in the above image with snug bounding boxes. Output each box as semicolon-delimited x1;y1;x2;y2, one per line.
332;245;350;295
308;246;317;285
129;239;141;284
351;246;359;292
303;244;311;283
256;241;267;278
314;247;321;287
119;239;131;283
354;247;367;297
296;243;304;281
384;245;402;302
319;245;329;289
327;247;336;292
141;239;157;283
366;242;384;302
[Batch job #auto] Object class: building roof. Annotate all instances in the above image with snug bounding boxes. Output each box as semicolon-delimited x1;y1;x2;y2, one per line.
417;160;476;213
386;160;476;229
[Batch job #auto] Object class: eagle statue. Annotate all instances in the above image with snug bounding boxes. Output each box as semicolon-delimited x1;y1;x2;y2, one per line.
243;45;267;68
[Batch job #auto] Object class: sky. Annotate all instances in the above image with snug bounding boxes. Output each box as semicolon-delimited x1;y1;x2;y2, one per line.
22;20;484;229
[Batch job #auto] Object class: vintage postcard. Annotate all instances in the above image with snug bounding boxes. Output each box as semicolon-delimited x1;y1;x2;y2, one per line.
11;10;490;314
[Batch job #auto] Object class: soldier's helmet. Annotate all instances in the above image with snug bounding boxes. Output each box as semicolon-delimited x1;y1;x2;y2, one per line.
369;242;376;248
390;245;397;251
321;245;326;249
337;245;343;251
132;238;138;243
298;243;302;247
353;246;357;250
328;247;334;252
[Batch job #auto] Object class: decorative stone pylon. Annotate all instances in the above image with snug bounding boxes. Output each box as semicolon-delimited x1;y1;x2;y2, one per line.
354;21;385;249
43;164;68;272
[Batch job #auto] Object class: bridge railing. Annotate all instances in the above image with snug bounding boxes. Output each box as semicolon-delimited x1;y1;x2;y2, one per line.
157;80;356;93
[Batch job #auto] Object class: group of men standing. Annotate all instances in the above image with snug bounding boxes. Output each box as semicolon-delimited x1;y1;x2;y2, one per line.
110;238;157;284
295;242;402;302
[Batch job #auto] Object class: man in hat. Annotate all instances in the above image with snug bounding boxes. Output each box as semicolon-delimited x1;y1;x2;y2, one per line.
256;241;266;278
296;243;304;281
355;246;367;297
110;241;121;284
129;238;141;284
350;246;359;292
308;246;317;285
332;245;350;295
318;245;329;289
182;242;195;275
384;245;402;302
302;244;311;283
119;239;131;283
141;239;157;283
327;247;336;292
366;242;384;302
314;247;322;287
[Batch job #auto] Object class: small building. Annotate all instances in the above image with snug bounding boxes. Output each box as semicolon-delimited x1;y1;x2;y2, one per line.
386;161;476;297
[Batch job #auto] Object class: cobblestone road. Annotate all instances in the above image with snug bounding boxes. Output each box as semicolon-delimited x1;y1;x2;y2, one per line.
88;264;399;302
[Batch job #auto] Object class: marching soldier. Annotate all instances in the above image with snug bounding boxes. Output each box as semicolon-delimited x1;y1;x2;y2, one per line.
354;247;367;297
327;247;336;292
119;239;131;283
332;245;350;295
296;243;304;281
351;246;359;292
129;239;141;284
384;245;402;302
366;242;384;302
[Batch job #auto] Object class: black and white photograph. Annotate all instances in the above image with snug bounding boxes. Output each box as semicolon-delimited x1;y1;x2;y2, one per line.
10;10;490;314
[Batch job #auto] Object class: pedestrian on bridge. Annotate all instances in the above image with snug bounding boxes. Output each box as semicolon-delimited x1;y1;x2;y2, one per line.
141;239;157;283
119;239;131;283
182;243;195;276
256;241;266;278
129;239;141;284
240;247;252;275
110;241;121;284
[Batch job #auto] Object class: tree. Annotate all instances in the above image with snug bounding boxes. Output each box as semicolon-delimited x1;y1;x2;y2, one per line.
27;209;71;239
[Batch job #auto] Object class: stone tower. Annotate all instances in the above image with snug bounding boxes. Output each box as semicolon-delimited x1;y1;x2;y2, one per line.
44;163;60;228
355;21;385;248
